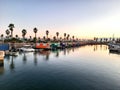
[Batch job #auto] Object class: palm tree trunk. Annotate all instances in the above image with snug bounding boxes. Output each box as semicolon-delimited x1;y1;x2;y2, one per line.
35;33;36;40
35;33;37;48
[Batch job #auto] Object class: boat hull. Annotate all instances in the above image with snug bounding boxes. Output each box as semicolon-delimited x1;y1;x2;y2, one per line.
35;43;51;50
0;51;5;60
108;43;120;52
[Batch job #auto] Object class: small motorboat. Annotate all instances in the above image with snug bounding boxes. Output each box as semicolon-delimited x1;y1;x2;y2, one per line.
19;45;35;52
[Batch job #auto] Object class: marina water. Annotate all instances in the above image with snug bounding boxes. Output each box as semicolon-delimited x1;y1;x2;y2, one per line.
0;45;120;90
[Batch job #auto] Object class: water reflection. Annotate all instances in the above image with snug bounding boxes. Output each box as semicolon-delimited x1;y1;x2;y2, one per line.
5;54;18;72
23;53;27;64
92;45;120;56
72;48;75;52
63;49;66;55
1;45;120;90
67;49;70;54
21;52;38;65
4;45;120;72
52;50;60;58
93;45;108;51
33;52;37;65
56;51;59;57
39;50;50;60
10;56;15;72
109;51;120;55
0;60;4;75
94;45;98;51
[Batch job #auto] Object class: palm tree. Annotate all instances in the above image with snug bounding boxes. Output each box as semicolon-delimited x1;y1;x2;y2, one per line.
60;37;62;41
43;36;46;41
38;37;41;42
64;33;66;40
56;32;59;40
104;38;106;42
1;34;4;43
72;36;75;41
67;34;70;41
76;38;78;41
22;29;27;39
15;35;18;39
1;34;4;39
94;37;96;41
6;29;10;37
112;38;115;41
53;36;56;41
46;30;49;40
33;28;38;45
33;27;38;40
8;23;15;38
106;38;108;42
29;36;32;41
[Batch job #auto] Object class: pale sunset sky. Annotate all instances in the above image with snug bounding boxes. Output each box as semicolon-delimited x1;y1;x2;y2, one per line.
0;0;120;39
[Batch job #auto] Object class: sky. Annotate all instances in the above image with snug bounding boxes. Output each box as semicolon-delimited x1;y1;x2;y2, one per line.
0;0;120;39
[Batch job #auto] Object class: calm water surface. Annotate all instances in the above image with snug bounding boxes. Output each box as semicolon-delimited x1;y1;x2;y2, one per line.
0;45;120;90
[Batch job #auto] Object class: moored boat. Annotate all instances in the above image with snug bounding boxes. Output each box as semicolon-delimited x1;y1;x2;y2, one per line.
0;51;5;60
19;45;35;52
35;43;51;50
108;42;120;52
50;43;60;50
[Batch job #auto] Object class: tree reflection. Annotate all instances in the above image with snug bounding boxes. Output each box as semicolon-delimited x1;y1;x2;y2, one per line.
93;45;108;51
72;48;74;52
40;50;50;60
100;45;102;50
52;50;59;58
5;55;10;60
10;56;15;72
63;49;66;55
46;53;49;60
93;45;98;51
19;51;23;55
4;55;10;64
55;51;59;57
67;48;71;54
33;52;37;65
104;45;108;50
23;53;27;64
